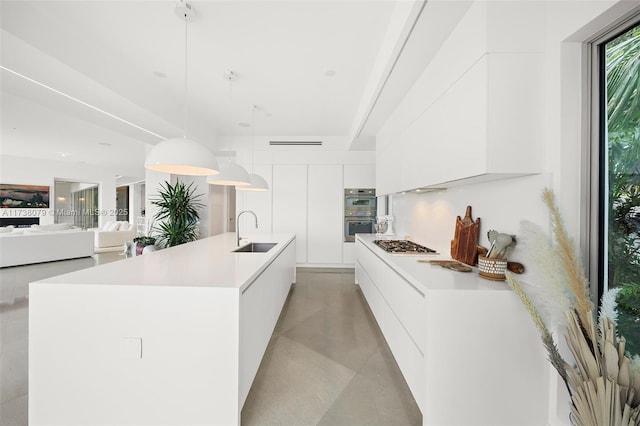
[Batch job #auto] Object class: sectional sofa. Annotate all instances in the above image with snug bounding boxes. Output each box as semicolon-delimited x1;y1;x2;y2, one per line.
0;224;94;268
90;221;136;252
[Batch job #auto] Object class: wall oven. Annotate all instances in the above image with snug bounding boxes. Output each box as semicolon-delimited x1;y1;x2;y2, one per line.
344;188;376;218
344;188;376;242
344;219;375;243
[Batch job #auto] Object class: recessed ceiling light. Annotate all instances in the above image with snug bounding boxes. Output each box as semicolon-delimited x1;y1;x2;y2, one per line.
57;152;71;158
98;142;112;146
325;70;336;77
115;174;122;179
238;122;251;128
153;71;167;78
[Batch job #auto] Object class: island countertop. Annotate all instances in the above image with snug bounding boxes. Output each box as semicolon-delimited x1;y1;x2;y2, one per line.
34;232;295;291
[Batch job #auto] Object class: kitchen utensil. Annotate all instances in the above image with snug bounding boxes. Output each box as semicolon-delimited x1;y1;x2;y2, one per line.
450;206;480;266
491;233;517;259
489;233;512;259
419;259;472;272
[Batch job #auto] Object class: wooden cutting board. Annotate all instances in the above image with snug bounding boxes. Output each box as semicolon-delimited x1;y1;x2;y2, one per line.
450;206;480;266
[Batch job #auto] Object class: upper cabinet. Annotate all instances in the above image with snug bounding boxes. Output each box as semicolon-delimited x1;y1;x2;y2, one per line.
344;164;375;189
375;1;545;195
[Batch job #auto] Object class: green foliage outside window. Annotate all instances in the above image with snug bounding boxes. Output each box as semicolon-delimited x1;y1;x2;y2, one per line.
606;23;640;355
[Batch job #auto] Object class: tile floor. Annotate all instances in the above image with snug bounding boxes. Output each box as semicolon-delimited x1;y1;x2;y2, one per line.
1;259;421;426
242;268;422;425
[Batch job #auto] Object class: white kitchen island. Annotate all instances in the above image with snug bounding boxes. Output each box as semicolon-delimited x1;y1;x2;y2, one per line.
355;234;550;426
29;232;296;426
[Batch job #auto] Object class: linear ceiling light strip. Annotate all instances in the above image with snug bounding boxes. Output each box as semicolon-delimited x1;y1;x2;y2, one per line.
0;65;166;140
269;141;322;146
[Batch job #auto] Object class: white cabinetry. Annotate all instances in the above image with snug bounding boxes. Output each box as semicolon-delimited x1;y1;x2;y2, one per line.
355;239;426;410
29;233;296;426
377;53;543;195
355;236;549;425
239;238;296;406
375;1;544;195
307;165;343;264
344;164;375;189
272;165;308;263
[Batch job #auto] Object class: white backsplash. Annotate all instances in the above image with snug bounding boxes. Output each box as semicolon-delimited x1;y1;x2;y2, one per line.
391;173;553;264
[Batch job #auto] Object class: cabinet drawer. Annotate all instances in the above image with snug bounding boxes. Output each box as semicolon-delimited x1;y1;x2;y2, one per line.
356;242;425;351
355;251;424;410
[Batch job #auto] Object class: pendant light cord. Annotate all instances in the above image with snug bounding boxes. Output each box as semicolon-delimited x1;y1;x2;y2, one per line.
250;106;255;174
227;75;232;137
183;15;188;139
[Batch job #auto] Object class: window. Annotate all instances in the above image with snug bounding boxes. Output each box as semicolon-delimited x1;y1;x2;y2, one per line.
595;19;640;356
54;180;99;229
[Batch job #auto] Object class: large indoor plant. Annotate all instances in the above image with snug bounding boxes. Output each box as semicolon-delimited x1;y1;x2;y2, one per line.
151;179;204;248
507;189;640;425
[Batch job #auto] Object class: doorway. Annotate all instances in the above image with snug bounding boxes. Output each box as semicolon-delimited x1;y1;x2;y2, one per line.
116;186;129;221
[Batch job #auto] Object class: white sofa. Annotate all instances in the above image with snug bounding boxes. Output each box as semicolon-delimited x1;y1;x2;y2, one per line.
90;221;136;251
0;224;94;268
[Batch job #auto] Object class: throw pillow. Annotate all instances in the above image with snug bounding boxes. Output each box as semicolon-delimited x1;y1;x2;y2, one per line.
0;226;14;234
104;221;119;232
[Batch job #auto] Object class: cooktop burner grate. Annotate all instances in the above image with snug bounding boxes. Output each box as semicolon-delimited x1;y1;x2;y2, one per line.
373;240;437;254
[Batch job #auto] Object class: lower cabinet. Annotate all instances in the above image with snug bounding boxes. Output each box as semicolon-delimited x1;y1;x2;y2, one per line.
355;240;426;411
355;237;549;426
239;238;296;406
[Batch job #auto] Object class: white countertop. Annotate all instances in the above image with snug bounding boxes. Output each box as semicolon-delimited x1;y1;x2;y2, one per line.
357;234;512;292
33;232;295;291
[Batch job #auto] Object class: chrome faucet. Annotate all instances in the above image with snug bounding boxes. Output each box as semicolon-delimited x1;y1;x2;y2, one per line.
236;210;258;246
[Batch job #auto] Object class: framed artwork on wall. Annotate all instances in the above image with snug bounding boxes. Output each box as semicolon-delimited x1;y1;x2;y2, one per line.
0;184;50;208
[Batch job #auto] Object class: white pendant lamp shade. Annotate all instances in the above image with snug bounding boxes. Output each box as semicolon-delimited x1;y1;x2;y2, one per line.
145;137;220;176
236;173;269;191
144;1;219;176
236;104;269;192
207;162;250;186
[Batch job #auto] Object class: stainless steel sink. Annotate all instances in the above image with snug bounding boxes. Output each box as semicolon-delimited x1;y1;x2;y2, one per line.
232;242;277;253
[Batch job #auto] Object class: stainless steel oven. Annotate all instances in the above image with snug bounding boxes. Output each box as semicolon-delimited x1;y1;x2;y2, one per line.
344;219;375;242
344;188;376;218
344;188;376;242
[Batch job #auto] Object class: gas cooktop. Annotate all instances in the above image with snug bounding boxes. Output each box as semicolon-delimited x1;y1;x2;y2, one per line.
373;240;437;254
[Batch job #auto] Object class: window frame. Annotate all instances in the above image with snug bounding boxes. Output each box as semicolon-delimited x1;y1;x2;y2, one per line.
587;12;640;306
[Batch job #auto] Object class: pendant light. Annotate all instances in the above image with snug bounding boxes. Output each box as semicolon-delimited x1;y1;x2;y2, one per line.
145;1;219;176
207;70;251;186
236;104;269;191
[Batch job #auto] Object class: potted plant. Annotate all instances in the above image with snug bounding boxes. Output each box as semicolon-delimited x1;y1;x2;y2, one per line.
133;235;156;256
151;179;204;248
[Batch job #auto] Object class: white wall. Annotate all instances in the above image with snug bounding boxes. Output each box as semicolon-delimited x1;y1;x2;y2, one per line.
375;1;640;424
1;154;117;227
218;135;375;265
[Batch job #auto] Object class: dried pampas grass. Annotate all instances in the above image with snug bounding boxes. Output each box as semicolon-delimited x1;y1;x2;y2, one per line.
506;188;640;426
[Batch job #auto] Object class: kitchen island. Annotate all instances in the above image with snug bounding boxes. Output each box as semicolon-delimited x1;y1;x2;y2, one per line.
29;232;296;426
355;234;550;426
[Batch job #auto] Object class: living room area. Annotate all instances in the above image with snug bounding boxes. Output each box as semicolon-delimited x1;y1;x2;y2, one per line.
1;154;148;266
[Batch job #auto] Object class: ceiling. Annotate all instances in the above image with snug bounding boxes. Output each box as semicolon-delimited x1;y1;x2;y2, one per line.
0;0;472;182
